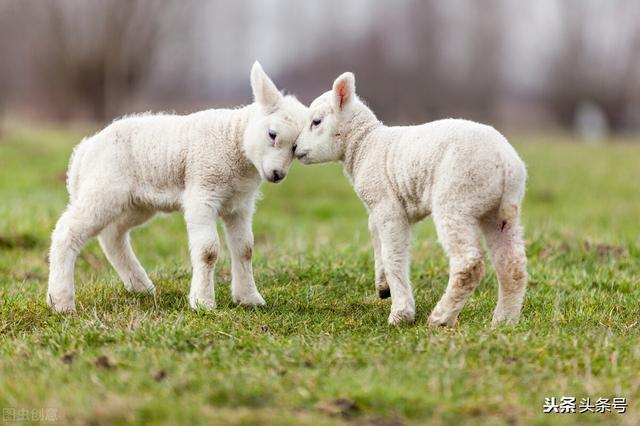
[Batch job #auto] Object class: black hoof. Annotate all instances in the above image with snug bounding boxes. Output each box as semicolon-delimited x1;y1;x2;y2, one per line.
378;288;391;299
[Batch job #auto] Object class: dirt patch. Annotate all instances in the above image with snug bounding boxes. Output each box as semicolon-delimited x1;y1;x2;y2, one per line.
94;355;116;370
153;370;167;382
316;398;359;418
537;241;570;259
538;240;627;260
61;352;76;364
242;246;253;261
258;324;271;333
202;250;218;266
584;240;626;258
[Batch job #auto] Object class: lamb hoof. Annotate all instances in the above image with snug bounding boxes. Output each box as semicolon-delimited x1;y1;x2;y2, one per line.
428;308;457;328
46;294;76;313
126;276;156;294
491;312;520;328
388;306;415;326
234;292;266;307
377;288;391;299
189;295;216;310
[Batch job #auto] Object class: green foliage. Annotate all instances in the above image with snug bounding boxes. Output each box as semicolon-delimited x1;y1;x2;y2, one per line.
1;129;638;425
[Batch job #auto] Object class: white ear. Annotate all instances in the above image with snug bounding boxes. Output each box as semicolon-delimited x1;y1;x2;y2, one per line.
332;72;356;111
250;61;282;111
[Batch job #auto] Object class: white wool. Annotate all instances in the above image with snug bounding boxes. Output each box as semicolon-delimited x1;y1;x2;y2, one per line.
47;62;307;312
296;72;528;327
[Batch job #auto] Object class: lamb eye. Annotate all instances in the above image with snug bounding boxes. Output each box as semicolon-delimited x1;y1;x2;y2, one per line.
268;130;277;141
312;118;322;127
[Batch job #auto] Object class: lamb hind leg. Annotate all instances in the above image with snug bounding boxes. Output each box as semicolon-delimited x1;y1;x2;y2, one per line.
429;214;485;327
482;215;527;326
368;216;390;299
98;208;155;294
47;200;120;312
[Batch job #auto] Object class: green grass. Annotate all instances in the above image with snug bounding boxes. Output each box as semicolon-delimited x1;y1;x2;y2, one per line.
1;127;639;425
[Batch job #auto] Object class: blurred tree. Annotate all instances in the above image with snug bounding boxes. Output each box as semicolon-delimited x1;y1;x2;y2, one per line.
18;0;191;121
546;0;640;132
281;0;504;124
2;0;640;133
0;0;12;135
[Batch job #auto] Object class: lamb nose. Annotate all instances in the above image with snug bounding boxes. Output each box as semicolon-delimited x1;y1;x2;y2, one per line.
272;170;283;182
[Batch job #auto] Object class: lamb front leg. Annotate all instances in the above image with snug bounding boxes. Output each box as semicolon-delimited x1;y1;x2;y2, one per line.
184;199;220;309
368;216;390;299
222;209;265;306
371;210;415;325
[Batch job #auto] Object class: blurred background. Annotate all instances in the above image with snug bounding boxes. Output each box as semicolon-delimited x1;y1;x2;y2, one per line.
2;3;640;423
1;0;640;139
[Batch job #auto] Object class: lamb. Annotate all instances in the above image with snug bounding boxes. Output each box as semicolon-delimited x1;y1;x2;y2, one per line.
294;72;528;327
47;62;307;312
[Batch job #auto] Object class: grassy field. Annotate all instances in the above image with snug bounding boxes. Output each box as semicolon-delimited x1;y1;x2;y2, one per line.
0;128;639;425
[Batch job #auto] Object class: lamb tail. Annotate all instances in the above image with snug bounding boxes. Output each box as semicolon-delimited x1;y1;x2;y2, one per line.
497;157;527;231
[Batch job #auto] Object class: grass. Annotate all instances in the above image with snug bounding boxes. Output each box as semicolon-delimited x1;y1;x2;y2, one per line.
0;127;639;425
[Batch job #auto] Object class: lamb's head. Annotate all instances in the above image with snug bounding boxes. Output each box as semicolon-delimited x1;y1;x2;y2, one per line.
294;72;358;164
244;61;307;183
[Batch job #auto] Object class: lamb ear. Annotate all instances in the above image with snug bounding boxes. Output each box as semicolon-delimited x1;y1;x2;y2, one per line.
250;61;282;111
332;72;356;111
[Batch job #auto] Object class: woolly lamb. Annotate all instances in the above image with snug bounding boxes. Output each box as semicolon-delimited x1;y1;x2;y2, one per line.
294;73;528;327
47;62;307;312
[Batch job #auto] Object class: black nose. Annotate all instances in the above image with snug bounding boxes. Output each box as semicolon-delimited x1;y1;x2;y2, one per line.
272;170;284;182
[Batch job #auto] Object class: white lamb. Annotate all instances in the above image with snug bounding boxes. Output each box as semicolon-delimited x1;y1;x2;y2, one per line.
294;73;528;327
47;62;307;312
